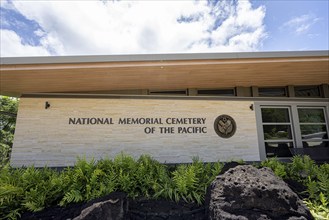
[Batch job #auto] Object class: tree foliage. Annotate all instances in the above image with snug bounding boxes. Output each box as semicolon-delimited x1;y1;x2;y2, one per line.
0;96;18;167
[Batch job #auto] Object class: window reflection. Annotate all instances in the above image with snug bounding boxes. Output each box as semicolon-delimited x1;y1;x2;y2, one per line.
259;87;287;97
261;106;328;159
298;108;328;148
300;125;327;139
298;108;325;123
197;89;235;96
261;108;290;123
265;142;293;157
295;86;321;97
263;125;292;140
303;141;329;148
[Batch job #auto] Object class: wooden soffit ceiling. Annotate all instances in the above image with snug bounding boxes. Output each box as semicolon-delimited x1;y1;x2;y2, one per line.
1;52;328;96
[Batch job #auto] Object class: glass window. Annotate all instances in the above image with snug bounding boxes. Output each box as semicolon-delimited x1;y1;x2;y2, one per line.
300;125;327;139
259;87;287;97
298;108;325;123
261;108;290;123
298;107;328;148
261;107;294;158
265;142;293;157
149;90;187;95
295;86;321;97
260;105;329;159
197;89;235;96
263;125;293;140
302;141;329;148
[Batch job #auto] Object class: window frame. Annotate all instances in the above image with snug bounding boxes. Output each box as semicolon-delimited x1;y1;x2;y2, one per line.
260;106;295;158
295;106;329;147
255;101;329;160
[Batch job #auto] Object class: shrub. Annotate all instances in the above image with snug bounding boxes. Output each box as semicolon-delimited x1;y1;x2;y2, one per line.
261;155;329;219
0;154;327;219
260;157;287;178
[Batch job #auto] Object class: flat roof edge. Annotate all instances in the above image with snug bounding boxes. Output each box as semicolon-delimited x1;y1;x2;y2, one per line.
20;93;329;103
1;50;328;65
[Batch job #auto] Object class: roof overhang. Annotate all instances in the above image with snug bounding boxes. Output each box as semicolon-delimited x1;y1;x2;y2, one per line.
1;51;328;97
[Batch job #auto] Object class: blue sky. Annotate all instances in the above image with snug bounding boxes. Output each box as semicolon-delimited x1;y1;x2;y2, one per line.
0;0;328;57
255;0;328;51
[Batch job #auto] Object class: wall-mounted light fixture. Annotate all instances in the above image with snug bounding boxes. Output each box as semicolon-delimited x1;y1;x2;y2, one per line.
249;104;254;111
45;101;50;109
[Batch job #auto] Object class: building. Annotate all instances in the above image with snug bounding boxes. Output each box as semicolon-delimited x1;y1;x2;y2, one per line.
1;51;328;167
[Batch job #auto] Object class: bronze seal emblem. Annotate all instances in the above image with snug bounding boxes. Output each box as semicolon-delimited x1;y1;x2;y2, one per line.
214;115;236;138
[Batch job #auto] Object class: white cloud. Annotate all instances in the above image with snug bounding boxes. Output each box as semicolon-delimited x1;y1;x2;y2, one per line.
1;0;267;56
189;0;267;52
0;29;50;56
34;29;46;37
282;14;320;35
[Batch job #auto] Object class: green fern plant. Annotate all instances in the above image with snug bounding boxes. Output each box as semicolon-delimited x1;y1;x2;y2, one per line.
91;168;116;200
23;188;46;212
59;189;83;206
171;162;205;204
59;157;95;206
211;161;224;177
317;164;329;200
0;167;25;219
0;183;24;219
96;157;115;174
2;208;22;220
306;177;320;200
261;157;287;178
113;153;136;173
134;155;165;198
151;164;172;200
288;155;318;182
59;156;118;205
305;194;329;220
19;167;61;212
1;153;327;220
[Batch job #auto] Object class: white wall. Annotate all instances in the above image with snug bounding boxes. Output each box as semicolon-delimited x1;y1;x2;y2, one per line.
11;97;260;167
